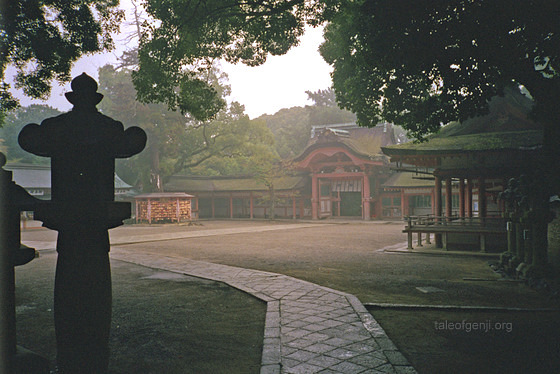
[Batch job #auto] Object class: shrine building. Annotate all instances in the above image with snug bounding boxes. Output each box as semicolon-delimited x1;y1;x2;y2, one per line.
382;86;543;251
165;174;308;219
164;122;454;221
291;122;403;220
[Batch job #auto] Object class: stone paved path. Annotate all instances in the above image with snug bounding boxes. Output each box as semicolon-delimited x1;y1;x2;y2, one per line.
110;247;417;374
23;223;417;373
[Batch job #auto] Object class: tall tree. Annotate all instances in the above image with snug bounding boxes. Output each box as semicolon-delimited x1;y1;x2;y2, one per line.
320;1;560;140
98;64;277;190
0;0;124;123
0;104;61;164
305;87;337;107
320;0;560;270
132;0;330;120
258;93;355;159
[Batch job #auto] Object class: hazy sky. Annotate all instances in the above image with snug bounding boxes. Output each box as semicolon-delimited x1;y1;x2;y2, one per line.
11;2;333;119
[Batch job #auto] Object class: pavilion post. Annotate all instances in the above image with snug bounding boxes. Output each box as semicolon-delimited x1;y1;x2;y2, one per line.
459;178;465;219
435;176;443;248
467;178;473;219
445;177;452;222
479;177;487;221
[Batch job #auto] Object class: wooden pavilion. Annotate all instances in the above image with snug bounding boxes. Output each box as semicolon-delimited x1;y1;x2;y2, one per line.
382;87;543;251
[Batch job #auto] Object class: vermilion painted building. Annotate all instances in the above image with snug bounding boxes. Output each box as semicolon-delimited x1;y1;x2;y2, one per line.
165;123;416;220
292;123;403;220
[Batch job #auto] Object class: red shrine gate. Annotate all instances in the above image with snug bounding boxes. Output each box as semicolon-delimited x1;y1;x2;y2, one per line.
294;125;397;220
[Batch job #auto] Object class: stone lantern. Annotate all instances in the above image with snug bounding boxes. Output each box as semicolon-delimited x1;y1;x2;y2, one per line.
18;73;146;373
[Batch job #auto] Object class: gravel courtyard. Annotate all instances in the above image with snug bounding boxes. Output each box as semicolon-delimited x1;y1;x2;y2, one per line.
17;220;560;373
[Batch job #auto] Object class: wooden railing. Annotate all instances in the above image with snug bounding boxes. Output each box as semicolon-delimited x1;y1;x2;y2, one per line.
403;214;507;251
405;214;506;230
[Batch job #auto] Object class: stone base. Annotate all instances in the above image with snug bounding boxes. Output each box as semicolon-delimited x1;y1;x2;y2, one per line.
15;345;50;374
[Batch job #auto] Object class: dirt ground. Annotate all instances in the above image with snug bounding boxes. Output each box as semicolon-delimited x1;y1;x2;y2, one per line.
15;249;265;373
18;220;560;373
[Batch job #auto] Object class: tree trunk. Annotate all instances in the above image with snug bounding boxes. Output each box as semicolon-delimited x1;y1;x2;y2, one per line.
150;140;162;192
518;77;560;272
526;79;560;271
269;184;276;220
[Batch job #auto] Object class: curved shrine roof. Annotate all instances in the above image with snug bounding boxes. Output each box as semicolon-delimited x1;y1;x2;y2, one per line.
294;123;400;167
382;87;543;158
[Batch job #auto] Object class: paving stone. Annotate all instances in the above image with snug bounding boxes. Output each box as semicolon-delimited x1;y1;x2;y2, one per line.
285;320;312;328
284;329;313;339
334;313;361;323
301;308;322;316
302;315;327;324
348;353;388;368
285;338;317;349
302;323;329;332
329;360;367;373
345;341;378;354
305;343;337;354
285;362;324;374
317;319;346;329
322;337;352;347
307;354;342;368
325;347;362;360
264;327;280;338
282;346;298;356
261;344;281;365
375;363;398;373
285;349;318;362
304;332;331;342
281;358;302;369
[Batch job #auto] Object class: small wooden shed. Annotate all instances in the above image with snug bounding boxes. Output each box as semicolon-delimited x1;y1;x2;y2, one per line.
134;192;194;223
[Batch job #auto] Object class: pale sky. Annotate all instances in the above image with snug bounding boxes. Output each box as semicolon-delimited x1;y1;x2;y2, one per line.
11;2;333;119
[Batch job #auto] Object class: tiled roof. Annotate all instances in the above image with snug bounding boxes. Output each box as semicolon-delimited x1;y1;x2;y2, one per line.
294;123;399;162
5;164;51;189
5;163;132;189
165;175;308;192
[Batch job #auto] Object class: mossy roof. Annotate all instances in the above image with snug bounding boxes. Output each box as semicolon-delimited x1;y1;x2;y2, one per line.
383;87;542;157
382;172;435;188
165;175;308;192
383;130;542;156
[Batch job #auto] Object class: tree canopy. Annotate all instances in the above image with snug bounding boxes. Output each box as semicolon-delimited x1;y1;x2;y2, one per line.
98;64;277;190
0;0;123;123
258;89;355;159
132;0;330;120
320;0;560;140
0;104;61;164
